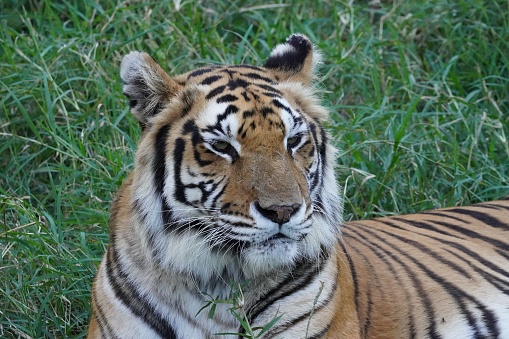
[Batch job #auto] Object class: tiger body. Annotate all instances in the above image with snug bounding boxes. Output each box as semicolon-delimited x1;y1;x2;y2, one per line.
337;200;509;338
88;34;509;338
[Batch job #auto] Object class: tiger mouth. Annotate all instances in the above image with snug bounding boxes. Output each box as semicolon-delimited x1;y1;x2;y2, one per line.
264;232;307;243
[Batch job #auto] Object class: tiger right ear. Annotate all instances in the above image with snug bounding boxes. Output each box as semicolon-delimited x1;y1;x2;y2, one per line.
120;52;181;125
264;34;321;85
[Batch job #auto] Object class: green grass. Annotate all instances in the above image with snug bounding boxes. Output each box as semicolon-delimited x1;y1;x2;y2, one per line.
1;0;508;337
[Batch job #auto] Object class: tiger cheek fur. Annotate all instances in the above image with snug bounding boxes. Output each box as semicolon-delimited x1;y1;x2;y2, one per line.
88;33;509;339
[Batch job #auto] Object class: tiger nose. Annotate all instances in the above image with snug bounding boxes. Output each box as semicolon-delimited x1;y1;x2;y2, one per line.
254;202;300;224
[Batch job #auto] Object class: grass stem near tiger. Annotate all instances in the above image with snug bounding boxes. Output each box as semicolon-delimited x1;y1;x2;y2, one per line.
1;1;508;338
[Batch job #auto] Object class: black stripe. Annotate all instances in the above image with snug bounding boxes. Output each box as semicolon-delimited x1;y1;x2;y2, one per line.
205;85;226;99
443;249;509;296
227;78;249;89
496;248;509;262
306;324;332;339
391;216;509;253
267;280;337;337
216;94;238;103
154;124;171;198
245;253;330;327
272;98;293;114
354;222;501;337
173;138;189;206
209;179;227;209
338;241;360;311
92;287;119;339
217;104;239;123
344;232;418;339
201;75;222;85
184;120;213;167
423;211;469;223
230;64;264;71
482;202;509;211
154;124;175;228
105;236;178;338
383;219;509;289
383;220;473;278
179;90;195;117
345;224;442;338
445;208;509;230
467;204;508;211
431;218;507;252
309;123;322;191
243;72;275;84
261;91;281;98
187;66;219;79
255;83;281;94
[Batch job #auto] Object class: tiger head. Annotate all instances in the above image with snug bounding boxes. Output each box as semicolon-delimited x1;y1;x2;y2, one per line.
120;34;342;281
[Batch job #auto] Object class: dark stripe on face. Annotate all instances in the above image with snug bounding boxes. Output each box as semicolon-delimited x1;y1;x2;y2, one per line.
217;105;239;123
188;67;219;79
154;125;170;197
154;125;174;226
230;64;264;71
256;83;282;94
308;124;322;190
201;75;222;85
216;94;238;103
205;85;226;99
272;98;293;114
183;120;213;166
209;180;227;209
180;90;195;117
260;107;274;117
227;79;249;89
243;72;275;84
173;138;189;206
241;91;251;102
105;236;178;338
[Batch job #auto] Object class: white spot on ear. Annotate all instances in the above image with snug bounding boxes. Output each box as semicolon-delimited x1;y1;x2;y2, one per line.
120;51;145;83
269;42;297;59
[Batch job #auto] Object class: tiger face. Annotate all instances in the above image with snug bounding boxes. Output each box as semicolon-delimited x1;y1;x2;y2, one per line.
121;34;342;280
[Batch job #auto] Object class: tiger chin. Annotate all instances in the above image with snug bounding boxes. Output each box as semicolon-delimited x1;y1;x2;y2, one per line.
88;34;509;339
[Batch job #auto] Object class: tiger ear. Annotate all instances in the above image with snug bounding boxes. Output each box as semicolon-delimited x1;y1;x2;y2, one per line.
120;52;181;125
264;34;321;85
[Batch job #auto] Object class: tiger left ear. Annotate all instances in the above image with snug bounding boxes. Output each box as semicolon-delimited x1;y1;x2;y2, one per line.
120;51;181;126
264;34;321;85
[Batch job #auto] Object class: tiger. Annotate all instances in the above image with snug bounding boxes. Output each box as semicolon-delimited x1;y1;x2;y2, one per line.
87;34;509;338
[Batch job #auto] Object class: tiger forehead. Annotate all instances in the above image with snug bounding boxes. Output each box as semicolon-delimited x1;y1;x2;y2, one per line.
180;65;283;102
182;66;297;136
183;65;278;87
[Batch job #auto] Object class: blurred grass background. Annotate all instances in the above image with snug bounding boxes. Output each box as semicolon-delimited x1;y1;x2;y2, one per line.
1;0;508;337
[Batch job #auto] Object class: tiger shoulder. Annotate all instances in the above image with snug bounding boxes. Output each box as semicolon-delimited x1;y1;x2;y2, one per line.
87;33;509;339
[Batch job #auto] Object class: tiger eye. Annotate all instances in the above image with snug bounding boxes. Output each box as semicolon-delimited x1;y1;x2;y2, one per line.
287;136;301;148
213;141;230;151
